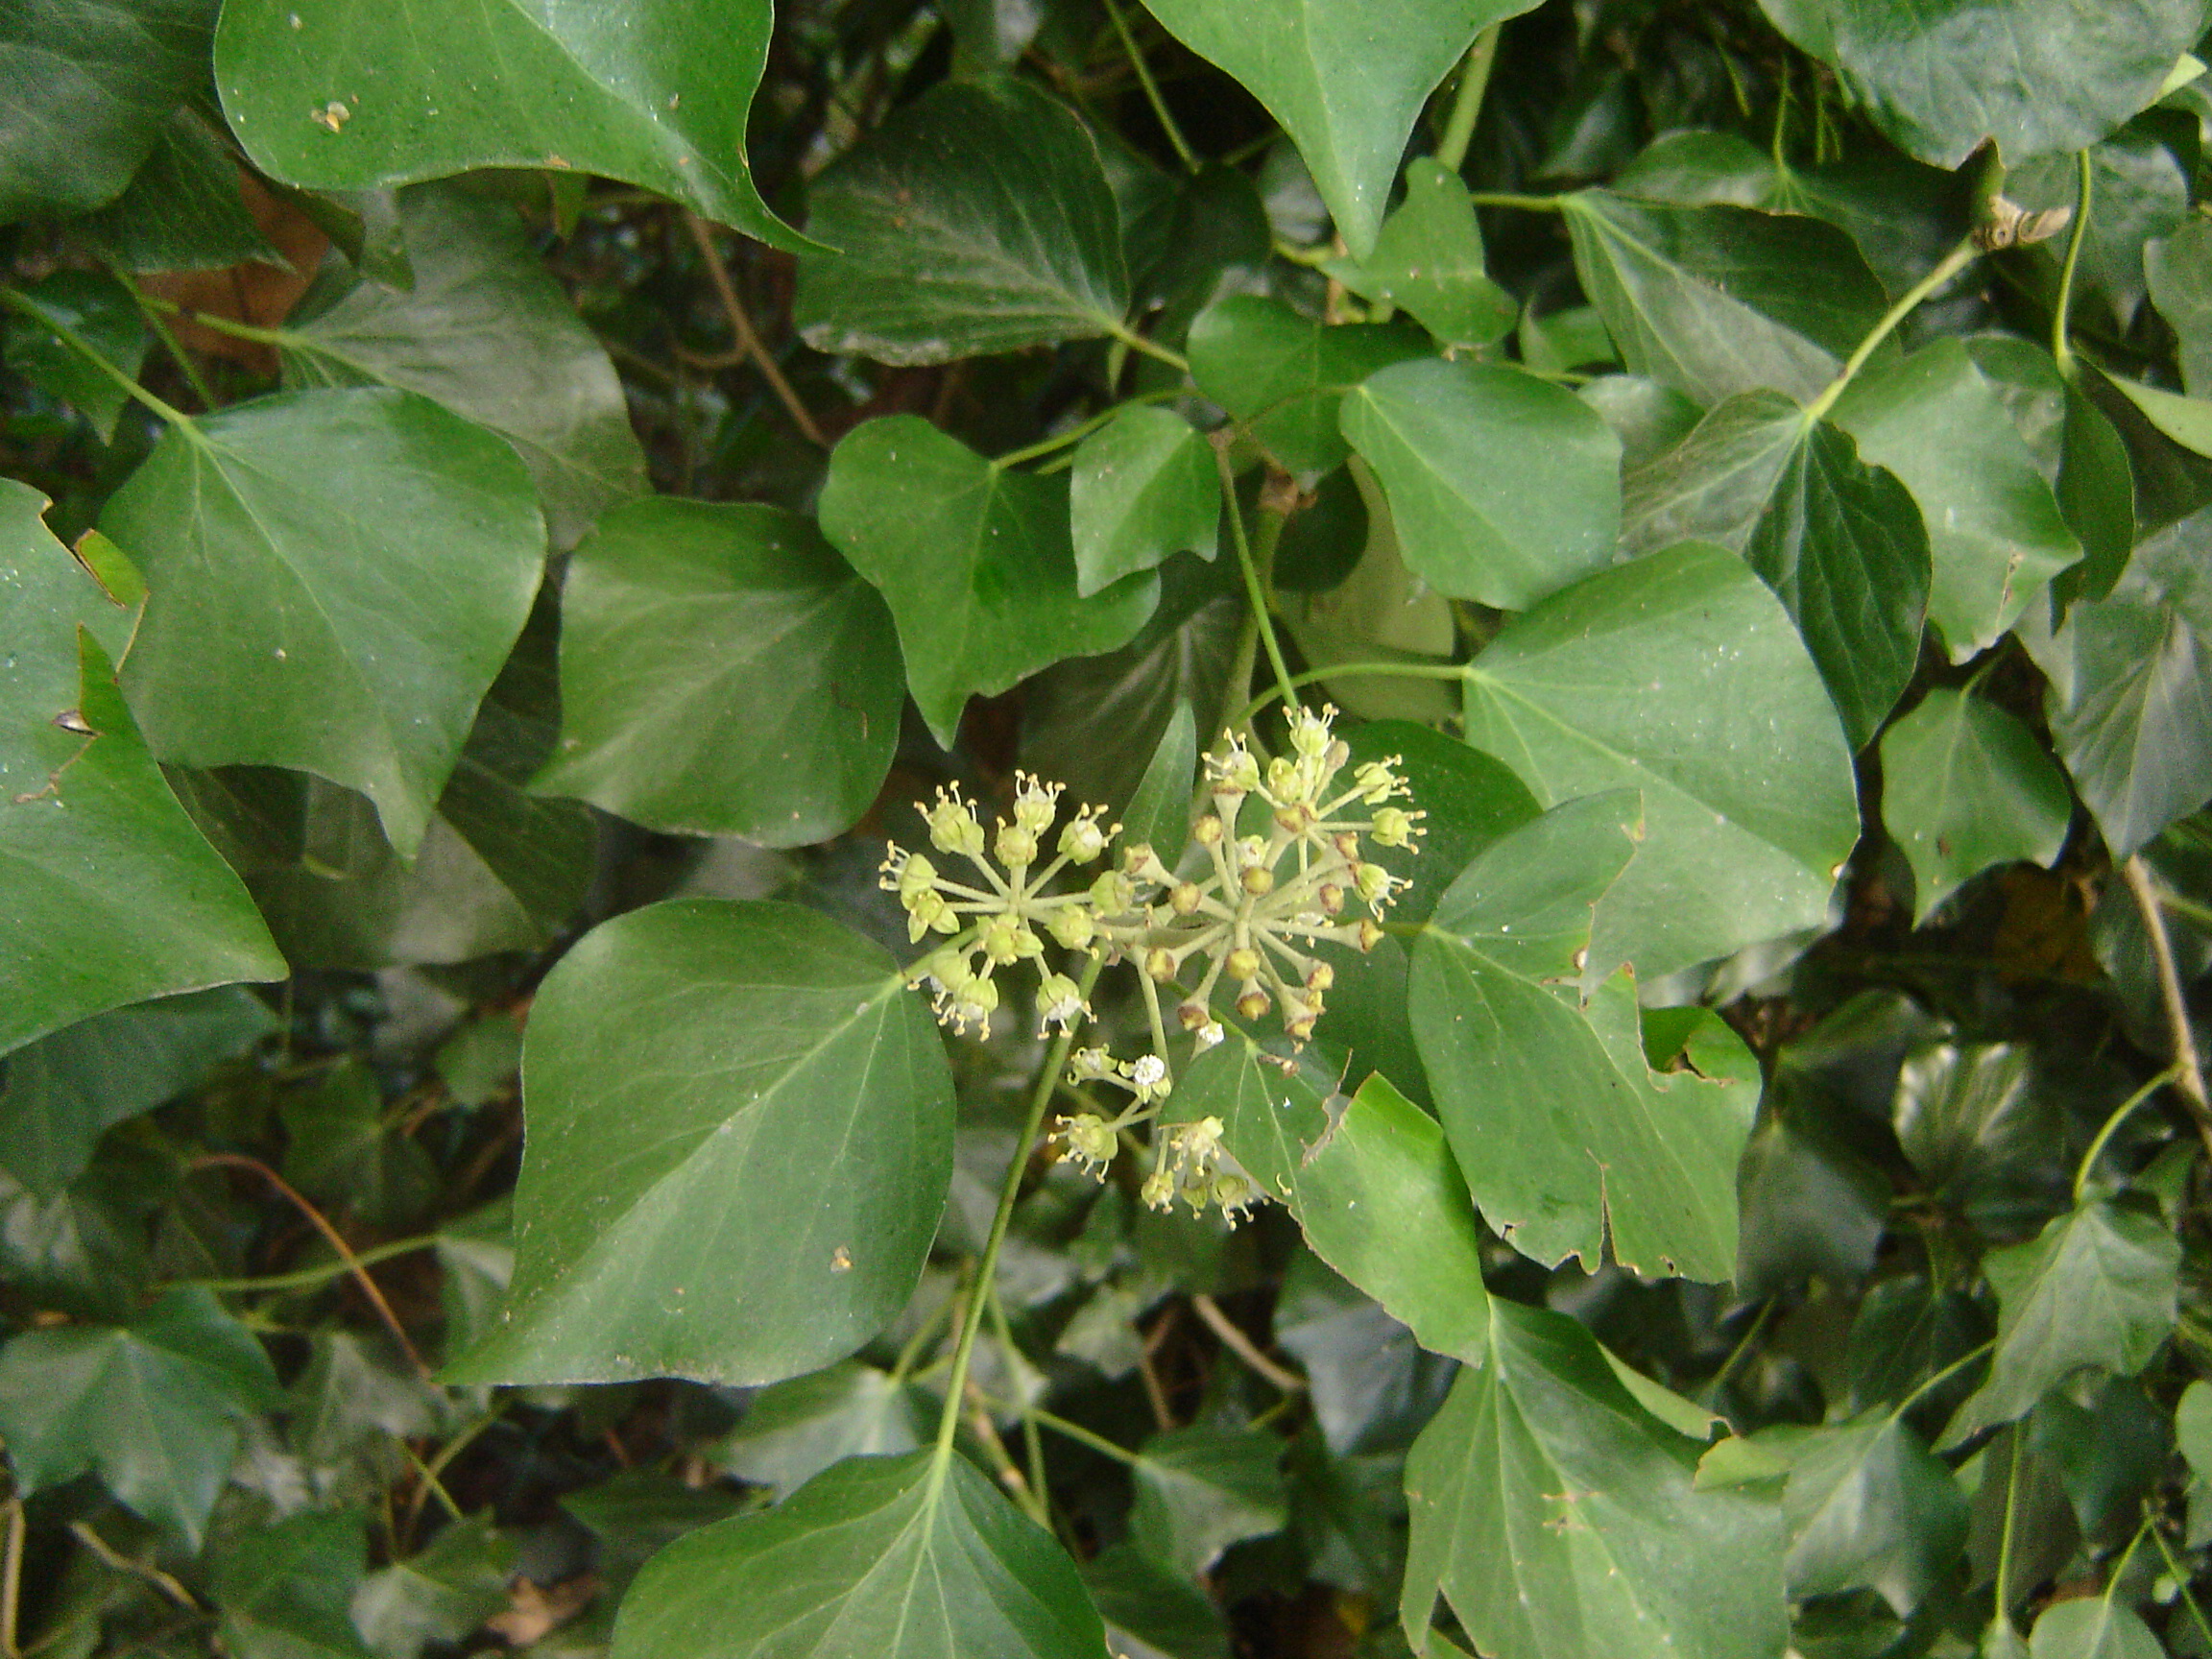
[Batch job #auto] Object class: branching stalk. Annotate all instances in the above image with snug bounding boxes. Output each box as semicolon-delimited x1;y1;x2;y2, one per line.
683;211;828;447
2121;856;2212;1156
1802;236;1981;423
2053;151;2094;382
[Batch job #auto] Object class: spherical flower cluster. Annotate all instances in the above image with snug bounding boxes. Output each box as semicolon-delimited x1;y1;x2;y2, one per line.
878;708;1422;1225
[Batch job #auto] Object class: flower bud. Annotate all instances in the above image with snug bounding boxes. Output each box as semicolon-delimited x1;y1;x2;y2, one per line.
1225;946;1261;981
1212;1171;1260;1226
1371;806;1417;848
1068;1046;1117;1082
995;821;1039;869
945;967;999;1034
1141;1170;1175;1211
1323;737;1350;774
980;913;1022;964
1209;740;1261;796
1056;1113;1118;1175
1288;706;1332;759
1012;773;1061;835
1058;812;1107;863
1047;903;1096;950
926;788;986;858
1355;759;1403;805
1267;756;1302;799
1354;862;1393;905
1240;865;1275;897
1193;813;1224;847
1090;869;1137;915
905;887;955;941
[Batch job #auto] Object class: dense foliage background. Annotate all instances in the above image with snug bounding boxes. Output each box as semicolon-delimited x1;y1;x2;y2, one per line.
5;0;2212;1655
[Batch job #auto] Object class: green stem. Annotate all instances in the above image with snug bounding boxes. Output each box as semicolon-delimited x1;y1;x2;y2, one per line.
930;956;1105;1482
1432;27;1500;173
135;291;290;349
0;286;196;432
111;272;217;410
975;1398;1143;1467
1106;320;1190;373
889;1291;952;1384
2053;151;2094;382
1994;1427;2026;1632
1216;447;1299;712
1802;236;1981;423
986;1279;1051;1527
1464;191;1564;213
1102;0;1198;174
1887;1338;1994;1422
2151;1522;2212;1651
175;1232;445;1293
2072;1066;2180;1206
991;387;1182;470
1704;1300;1775;1399
1233;659;1469;729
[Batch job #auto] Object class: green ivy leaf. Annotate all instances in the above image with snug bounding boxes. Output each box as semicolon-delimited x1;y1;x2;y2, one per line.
1764;1412;1970;1615
818;417;1158;746
1325;158;1517;348
214;0;799;249
1140;0;1540;259
214;1509;374;1659
2148;218;2212;395
1274;1250;1455;1456
281;1059;437;1228
709;1361;931;1496
276;184;646;550
1942;1200;2180;1446
534;498;899;845
0;1286;282;1546
350;1514;513;1659
1402;1297;1788;1659
795;78;1128;364
1755;0;2200;170
1561;192;1888;406
0;272;148;441
2024;510;2212;857
1830;339;2081;659
1131;1426;1290;1578
1339;358;1623;611
100;387;545;858
1120;699;1198;867
609;1450;1110;1659
1461;540;1859;979
0;986;271;1196
1;485;286;1058
79;107;284;274
1188;297;1427;480
1070;406;1218;596
445;900;954;1386
1410;794;1760;1281
2026;1598;2165;1659
1879;689;2073;923
0;0;214;222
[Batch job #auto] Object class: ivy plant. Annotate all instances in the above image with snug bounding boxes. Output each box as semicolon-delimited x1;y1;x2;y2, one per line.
4;1;2212;1657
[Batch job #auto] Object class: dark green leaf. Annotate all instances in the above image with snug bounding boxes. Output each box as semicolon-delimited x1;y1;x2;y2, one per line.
214;0;798;249
276;184;646;549
1891;1042;2068;1238
1578;374;1703;470
2029;1377;2171;1541
1411;794;1761;1280
1121;700;1197;867
445;900;954;1386
0;1160;150;1320
1325;158;1517;348
1830;339;2081;659
1274;1249;1455;1456
535;498;899;844
609;1450;1110;1659
2026;1599;2164;1659
0;484;286;1058
101;387;546;858
795;78;1127;364
1734;1107;1888;1295
1131;1426;1290;1577
351;1513;515;1659
1461;540;1859;978
0;1287;281;1545
78;107;284;274
1768;1412;1969;1615
1879;689;2073;923
214;1509;373;1659
2009;129;2188;327
1402;1297;1787;1659
818;416;1158;746
2148;217;2212;394
1561;192;1888;406
1188;297;1427;480
1942;1200;2179;1445
1141;0;1541;258
0;986;270;1196
1083;1543;1230;1659
710;1362;931;1495
1756;0;2200;169
562;1467;748;1591
1070;407;1218;596
0;0;214;222
1339;358;1623;611
1;271;148;441
281;1059;437;1227
2025;509;2212;856
1613;130;1778;207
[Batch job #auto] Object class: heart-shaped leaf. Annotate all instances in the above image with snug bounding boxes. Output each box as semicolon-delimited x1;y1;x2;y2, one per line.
1188;297;1428;480
1070;406;1219;595
445;900;954;1386
1325;158;1517;348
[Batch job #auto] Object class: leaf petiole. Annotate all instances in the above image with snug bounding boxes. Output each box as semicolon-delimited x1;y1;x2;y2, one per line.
2052;151;2094;382
0;285;197;433
1801;235;1981;423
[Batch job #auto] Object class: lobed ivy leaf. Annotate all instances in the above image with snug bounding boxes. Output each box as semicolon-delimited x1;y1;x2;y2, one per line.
214;1509;374;1659
1402;1297;1788;1659
214;0;799;249
535;498;900;846
1131;1426;1290;1578
1188;297;1427;480
1758;1412;1970;1615
818;417;1158;747
0;985;271;1196
1942;1199;2179;1447
1325;158;1517;348
276;184;647;551
0;271;148;441
2027;1598;2165;1659
1461;539;1859;979
350;1512;514;1659
709;1361;931;1496
0;1286;283;1546
100;386;546;859
1339;357;1623;612
1755;0;2201;170
1879;689;2073;923
795;77;1128;364
0;0;214;222
610;1450;1110;1659
1140;0;1541;259
1561;192;1888;407
0;483;285;1059
1070;406;1219;596
2148;218;2212;395
1275;1249;1455;1457
445;900;954;1386
78;106;284;274
1410;794;1761;1281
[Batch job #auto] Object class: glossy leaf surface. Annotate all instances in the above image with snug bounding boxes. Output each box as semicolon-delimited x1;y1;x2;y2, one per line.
1070;406;1219;595
1879;689;2073;922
